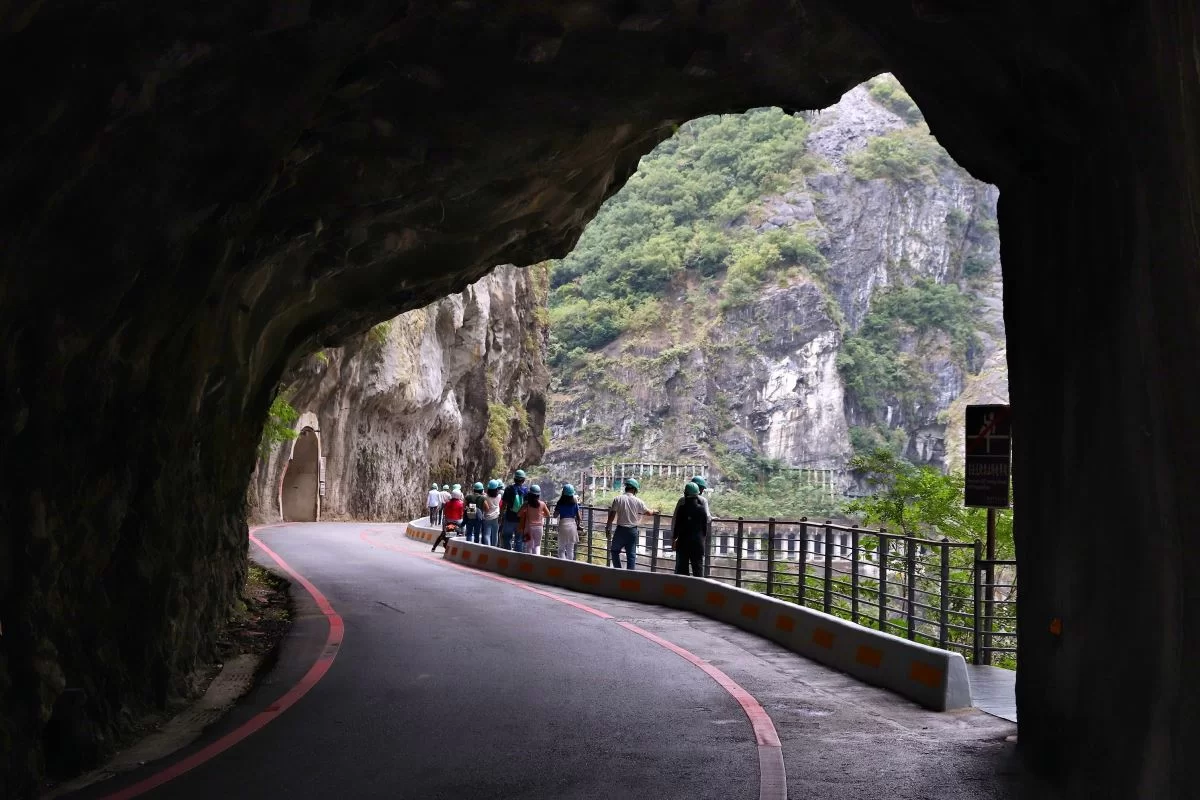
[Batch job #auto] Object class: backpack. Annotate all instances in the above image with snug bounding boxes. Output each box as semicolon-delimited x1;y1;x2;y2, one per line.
511;489;524;514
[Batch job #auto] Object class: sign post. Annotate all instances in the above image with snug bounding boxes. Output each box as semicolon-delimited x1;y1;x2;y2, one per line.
965;404;1011;665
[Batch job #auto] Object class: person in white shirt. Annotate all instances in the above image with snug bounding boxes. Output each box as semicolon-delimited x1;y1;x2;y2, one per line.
427;483;443;525
481;480;503;546
605;478;656;570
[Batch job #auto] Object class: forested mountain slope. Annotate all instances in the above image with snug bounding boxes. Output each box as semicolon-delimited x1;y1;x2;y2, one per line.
543;77;1008;487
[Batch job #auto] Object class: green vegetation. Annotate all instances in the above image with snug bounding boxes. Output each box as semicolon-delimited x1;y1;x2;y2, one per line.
844;449;1012;549
367;321;392;347
258;393;299;458
867;75;923;125
847;125;953;184
486;403;512;473
549;108;818;355
837;278;978;434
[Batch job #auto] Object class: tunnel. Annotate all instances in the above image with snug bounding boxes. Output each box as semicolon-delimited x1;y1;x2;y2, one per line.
0;1;1197;797
281;428;321;522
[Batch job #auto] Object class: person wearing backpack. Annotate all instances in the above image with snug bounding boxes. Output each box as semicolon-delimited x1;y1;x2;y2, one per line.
464;482;487;543
481;480;503;546
553;484;582;560
500;469;529;552
671;482;708;577
517;484;550;556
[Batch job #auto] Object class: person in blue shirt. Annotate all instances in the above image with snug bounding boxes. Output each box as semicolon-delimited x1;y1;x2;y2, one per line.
553;484;582;560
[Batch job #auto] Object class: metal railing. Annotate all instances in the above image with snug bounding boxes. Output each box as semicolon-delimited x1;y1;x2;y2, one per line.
533;506;1017;667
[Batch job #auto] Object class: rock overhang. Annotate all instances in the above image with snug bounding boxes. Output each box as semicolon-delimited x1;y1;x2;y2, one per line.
1;1;1198;798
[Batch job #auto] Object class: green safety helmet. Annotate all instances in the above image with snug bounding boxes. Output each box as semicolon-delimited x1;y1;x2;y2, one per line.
624;478;640;491
442;485;449;491
529;484;542;496
690;475;707;489
684;481;700;497
514;469;526;480
452;483;461;491
431;483;439;490
487;479;501;490
562;484;576;497
473;482;485;491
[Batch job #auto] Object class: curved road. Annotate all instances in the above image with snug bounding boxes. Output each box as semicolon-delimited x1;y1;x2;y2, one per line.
71;523;1031;800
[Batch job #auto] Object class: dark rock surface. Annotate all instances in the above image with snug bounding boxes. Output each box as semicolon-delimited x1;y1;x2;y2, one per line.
0;2;1197;798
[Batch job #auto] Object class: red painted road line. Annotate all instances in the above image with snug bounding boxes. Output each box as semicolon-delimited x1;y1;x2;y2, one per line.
104;527;344;799
364;530;785;800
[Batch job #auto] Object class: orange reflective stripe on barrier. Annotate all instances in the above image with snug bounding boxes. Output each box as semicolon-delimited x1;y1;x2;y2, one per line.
519;562;533;573
856;645;884;668
706;591;726;607
581;573;600;585
909;661;943;688
547;566;564;578
740;603;760;620
775;615;794;632
663;583;686;598
812;628;835;649
619;579;641;592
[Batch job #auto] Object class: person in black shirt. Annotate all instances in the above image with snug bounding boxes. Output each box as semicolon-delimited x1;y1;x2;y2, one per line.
671;482;708;577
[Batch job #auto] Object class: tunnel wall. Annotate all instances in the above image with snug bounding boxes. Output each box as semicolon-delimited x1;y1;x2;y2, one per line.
0;2;1196;797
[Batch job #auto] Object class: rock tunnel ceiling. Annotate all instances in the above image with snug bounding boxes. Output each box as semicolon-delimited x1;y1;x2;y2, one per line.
1;1;1198;797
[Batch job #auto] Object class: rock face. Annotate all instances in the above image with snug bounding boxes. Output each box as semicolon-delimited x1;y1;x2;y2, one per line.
545;81;1007;482
247;266;548;523
0;3;1197;798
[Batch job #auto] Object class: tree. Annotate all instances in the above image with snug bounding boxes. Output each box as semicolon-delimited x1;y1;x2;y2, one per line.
845;447;1013;556
259;393;299;458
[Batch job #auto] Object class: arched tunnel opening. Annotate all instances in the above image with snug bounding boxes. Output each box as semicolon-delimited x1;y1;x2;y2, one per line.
280;427;320;523
0;3;1197;798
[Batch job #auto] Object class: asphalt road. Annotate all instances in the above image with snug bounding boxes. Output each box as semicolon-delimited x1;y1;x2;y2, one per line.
72;523;1036;800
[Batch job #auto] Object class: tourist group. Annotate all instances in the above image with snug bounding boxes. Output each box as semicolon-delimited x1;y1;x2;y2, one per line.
425;471;712;576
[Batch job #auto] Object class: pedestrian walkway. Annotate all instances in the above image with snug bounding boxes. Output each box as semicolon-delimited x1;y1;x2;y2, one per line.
967;665;1017;722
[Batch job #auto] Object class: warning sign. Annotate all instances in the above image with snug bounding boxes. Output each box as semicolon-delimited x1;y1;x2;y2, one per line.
965;404;1011;508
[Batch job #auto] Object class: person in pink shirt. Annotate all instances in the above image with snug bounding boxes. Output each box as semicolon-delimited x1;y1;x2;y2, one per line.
517;485;550;556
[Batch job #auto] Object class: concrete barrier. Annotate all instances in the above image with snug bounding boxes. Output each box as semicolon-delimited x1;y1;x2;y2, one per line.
406;517;442;545
425;531;972;712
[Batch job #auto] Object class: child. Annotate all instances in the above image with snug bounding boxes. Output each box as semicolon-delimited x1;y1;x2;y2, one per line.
517;484;550;556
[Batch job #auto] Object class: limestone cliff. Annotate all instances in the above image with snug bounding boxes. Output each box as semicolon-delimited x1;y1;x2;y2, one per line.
249;265;549;523
544;79;1009;483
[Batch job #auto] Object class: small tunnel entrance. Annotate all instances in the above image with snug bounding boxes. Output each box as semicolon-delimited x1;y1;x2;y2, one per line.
281;427;320;522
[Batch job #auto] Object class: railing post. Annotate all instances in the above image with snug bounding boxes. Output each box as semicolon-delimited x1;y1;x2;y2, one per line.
703;517;713;577
973;539;984;665
878;529;889;634
905;537;917;641
766;518;776;598
586;506;594;565
735;518;745;588
650;513;661;573
798;518;808;607
851;526;860;624
939;538;950;650
823;521;834;614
